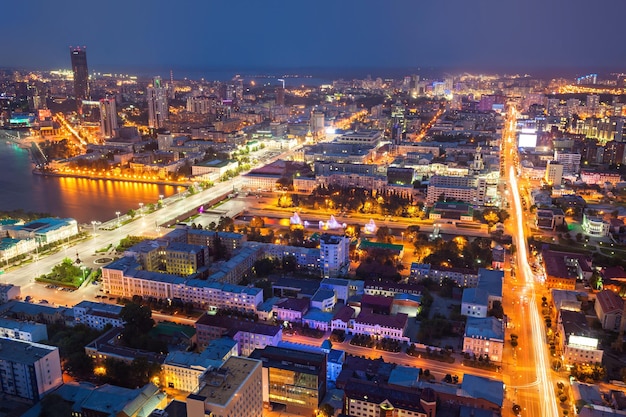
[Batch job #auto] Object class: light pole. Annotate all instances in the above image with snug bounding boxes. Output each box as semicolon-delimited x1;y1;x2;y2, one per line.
139;202;144;216
91;220;101;236
159;194;164;207
115;211;121;227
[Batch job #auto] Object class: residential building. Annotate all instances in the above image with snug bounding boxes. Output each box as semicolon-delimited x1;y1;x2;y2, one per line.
331;306;355;332
250;346;326;415
0;284;20;304
186;357;263;417
426;175;487;206
0;338;62;401
320;234;350;278
147;76;168;129
73;301;124;330
194;314;282;355
594;290;624;331
99;97;118;138
165;242;208;276
463;317;505;362
545;160;563;186
0;317;47;342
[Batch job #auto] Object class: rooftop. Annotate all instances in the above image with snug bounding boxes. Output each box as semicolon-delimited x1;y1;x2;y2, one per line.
462;288;489;306
464;317;504;340
460;374;504;407
0;338;57;363
193;357;262;407
355;311;408;330
595;290;624;314
358;239;404;253
195;314;282;337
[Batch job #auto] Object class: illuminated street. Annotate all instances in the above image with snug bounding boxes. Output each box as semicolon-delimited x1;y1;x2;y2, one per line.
504;106;560;417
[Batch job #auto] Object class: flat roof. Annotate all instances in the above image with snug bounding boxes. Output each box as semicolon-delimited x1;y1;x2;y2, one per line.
195;314;281;337
0;337;57;364
195;357;261;407
461;374;504;407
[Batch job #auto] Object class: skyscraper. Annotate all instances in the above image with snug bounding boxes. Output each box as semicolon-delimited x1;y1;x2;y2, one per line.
70;46;89;103
147;76;168;129
99;97;118;138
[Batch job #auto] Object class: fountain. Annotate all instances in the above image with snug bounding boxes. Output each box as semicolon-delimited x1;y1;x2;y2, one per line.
364;219;377;234
290;212;302;226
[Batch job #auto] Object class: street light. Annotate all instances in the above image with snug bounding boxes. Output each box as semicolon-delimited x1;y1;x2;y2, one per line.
139;202;144;216
91;220;101;236
115;211;121;226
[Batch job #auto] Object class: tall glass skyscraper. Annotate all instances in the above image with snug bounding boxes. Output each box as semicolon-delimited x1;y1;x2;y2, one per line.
70;46;89;103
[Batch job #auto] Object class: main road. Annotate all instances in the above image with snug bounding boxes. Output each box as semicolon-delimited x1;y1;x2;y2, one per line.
503;105;559;417
1;176;242;296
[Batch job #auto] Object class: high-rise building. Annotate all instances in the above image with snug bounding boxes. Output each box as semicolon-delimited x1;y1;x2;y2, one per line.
275;86;285;106
70;46;89;103
320;234;350;278
0;338;63;401
147;76;169;129
545;161;564;186
99;97;118;138
310;110;325;139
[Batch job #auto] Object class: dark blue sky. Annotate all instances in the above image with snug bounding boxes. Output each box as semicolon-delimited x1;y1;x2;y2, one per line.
4;0;626;74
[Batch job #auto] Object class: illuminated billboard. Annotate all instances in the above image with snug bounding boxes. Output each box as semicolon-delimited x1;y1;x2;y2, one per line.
569;335;598;349
518;129;537;148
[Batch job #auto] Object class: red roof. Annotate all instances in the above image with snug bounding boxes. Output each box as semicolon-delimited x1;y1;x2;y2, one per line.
602;266;626;280
596;290;624;314
355;311;408;330
332;305;355;322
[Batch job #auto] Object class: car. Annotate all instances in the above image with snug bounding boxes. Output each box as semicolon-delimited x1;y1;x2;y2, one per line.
39;300;49;304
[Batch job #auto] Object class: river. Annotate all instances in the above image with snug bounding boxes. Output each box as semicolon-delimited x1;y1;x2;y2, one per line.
0;132;179;223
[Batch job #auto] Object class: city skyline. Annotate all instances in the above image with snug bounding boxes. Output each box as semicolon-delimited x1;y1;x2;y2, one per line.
4;0;626;74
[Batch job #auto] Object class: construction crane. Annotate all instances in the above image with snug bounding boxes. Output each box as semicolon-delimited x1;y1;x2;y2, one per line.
277;79;285;88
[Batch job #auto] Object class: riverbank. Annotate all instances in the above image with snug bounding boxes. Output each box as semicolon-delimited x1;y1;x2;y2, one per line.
33;169;192;187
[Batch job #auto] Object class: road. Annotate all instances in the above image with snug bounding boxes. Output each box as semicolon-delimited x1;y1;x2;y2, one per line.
1;176;243;300
503;105;559;417
284;333;499;383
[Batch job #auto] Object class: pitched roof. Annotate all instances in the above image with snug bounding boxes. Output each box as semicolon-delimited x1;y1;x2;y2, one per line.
596;290;624;314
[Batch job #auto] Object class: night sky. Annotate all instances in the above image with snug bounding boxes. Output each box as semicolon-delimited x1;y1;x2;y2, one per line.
4;0;626;74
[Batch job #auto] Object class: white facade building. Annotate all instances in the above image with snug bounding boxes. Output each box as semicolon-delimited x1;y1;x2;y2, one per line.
73;301;124;330
320;234;350;278
463;317;504;362
0;338;63;401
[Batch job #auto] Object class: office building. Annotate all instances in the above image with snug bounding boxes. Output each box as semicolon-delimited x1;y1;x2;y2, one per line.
0;338;63;401
99;97;118;138
310;110;325;138
70;46;89;102
147;76;169;129
250;346;326;415
186;356;263;417
320;234;350;278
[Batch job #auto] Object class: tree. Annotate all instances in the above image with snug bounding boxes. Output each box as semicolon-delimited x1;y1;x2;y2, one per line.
376;226;391;243
127;209;136;219
488;300;504;319
120;303;154;333
250;216;265;228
